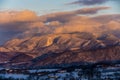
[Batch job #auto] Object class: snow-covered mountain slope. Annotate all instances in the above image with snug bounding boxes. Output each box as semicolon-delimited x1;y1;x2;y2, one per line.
0;32;120;68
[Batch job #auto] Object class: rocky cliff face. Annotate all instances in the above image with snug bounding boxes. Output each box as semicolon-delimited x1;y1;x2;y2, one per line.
0;32;120;68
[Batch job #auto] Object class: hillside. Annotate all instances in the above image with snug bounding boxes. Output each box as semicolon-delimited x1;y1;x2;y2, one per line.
0;32;120;68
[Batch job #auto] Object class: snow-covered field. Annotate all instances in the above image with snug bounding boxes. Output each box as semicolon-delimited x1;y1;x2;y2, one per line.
0;67;119;80
0;74;28;79
29;69;59;73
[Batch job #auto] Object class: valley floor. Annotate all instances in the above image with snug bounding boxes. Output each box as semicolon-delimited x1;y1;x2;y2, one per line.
0;64;120;80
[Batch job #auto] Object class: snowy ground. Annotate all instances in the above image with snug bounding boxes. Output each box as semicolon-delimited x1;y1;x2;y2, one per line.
0;74;28;79
0;67;119;80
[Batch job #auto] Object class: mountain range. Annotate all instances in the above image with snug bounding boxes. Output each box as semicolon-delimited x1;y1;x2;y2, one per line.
0;32;120;68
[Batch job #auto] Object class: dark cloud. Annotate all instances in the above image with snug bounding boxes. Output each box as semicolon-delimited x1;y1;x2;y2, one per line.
41;7;110;23
67;0;108;5
75;7;110;14
0;10;47;44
